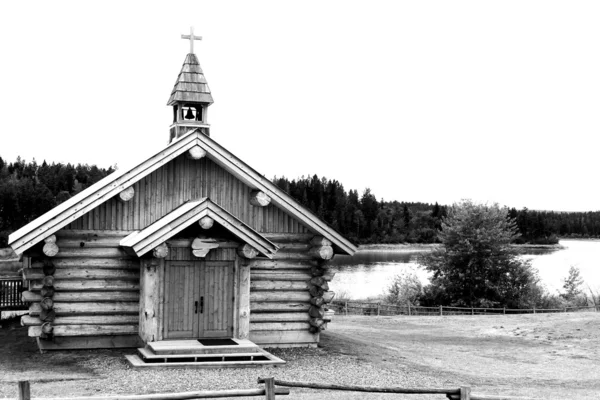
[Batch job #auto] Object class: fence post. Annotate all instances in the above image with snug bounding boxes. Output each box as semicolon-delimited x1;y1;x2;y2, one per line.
471;307;474;316
460;386;471;400
377;302;380;316
407;303;411;316
263;377;275;400
503;307;506;315
344;301;348;316
533;306;536;314
439;305;443;316
564;307;567;313
18;381;30;400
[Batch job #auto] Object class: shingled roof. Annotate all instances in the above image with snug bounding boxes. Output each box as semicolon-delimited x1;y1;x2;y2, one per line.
167;53;213;105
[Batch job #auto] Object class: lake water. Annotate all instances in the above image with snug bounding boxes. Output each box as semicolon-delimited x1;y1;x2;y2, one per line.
329;239;600;300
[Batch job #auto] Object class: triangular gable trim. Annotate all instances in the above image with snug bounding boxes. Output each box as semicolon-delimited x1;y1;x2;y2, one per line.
120;198;279;258
9;130;357;256
8;133;201;255
193;132;358;256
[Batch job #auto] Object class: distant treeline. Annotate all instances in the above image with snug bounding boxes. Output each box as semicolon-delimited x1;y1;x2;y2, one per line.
0;157;114;246
0;156;598;247
274;175;600;245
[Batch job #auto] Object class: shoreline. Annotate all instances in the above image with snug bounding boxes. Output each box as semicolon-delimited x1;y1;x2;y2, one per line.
357;242;565;252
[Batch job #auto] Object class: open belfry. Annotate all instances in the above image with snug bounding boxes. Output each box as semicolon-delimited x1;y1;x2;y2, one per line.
8;28;356;367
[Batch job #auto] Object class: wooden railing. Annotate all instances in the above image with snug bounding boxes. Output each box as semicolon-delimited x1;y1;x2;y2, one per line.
12;378;535;400
0;278;26;311
258;378;536;400
12;380;289;400
329;300;599;317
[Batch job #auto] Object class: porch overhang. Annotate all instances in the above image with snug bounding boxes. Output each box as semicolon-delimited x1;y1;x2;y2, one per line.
120;198;279;258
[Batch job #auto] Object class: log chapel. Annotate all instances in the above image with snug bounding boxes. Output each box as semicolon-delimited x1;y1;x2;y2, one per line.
8;29;357;366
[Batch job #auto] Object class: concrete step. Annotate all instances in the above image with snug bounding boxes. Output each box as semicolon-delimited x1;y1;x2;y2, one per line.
126;349;285;369
147;338;259;355
137;347;266;361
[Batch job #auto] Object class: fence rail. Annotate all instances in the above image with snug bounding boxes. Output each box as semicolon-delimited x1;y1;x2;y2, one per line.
329;300;599;317
0;278;26;311
11;377;534;400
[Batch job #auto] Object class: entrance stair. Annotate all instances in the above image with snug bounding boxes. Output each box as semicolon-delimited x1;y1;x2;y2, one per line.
125;338;285;368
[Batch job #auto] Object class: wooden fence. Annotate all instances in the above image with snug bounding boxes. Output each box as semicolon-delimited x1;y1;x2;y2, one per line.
0;278;26;311
12;378;534;400
329;300;599;317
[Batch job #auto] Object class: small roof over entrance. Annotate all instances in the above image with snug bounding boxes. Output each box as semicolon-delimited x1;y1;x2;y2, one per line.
120;197;279;258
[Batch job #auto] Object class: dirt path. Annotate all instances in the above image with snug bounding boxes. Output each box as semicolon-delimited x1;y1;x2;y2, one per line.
323;312;600;399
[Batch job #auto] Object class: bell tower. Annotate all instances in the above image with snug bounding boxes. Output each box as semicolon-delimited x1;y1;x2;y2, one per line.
168;28;213;142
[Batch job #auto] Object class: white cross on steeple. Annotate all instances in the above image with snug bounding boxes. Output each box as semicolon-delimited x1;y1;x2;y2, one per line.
181;27;202;54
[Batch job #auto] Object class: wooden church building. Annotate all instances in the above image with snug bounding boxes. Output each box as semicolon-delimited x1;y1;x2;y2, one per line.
8;30;356;365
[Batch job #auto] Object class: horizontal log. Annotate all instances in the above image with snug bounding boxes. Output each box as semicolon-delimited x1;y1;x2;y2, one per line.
322;270;336;281
166;239;238;248
263;233;313;243
23;290;139;303
56;238;124;248
308;286;325;297
258;379;459;396
187;145;207;160
29;388;290;400
37;335;141;350
56;230;133;239
153;243;169;259
198;216;214;229
275;243;311;251
43;242;59;257
250;312;311;323
250;291;311;302
250;281;309;291
30;302;139;316
310;236;333;247
44;235;57;244
119;186;135;202
309;306;325;318
31;280;140;292
250;322;311;331
310;297;324;307
322;291;335;303
309;318;325;328
250;302;311;312
30;324;138;337
42;258;139;269
237;244;258;259
38;247;131;258
272;251;313;260
250;330;318;345
24;268;139;281
249;260;317;270
251;271;313;281
309;245;334;260
22;315;138;326
249;190;271;207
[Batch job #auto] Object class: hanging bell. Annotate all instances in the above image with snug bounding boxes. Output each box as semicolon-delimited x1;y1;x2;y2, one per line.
184;107;194;120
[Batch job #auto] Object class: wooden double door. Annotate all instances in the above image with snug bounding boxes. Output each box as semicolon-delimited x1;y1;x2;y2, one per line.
164;260;235;339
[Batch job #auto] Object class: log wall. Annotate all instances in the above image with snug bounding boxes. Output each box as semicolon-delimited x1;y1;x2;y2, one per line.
65;154;308;234
22;230;140;349
249;233;320;347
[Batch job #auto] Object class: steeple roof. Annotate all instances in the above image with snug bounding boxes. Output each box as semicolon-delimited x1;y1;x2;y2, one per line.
167;53;213;106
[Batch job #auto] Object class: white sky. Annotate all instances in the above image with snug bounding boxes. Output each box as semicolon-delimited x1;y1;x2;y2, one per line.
1;1;599;212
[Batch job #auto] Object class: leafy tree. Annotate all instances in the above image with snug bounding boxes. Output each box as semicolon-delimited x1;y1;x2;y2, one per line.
420;200;539;308
560;266;584;302
386;272;423;306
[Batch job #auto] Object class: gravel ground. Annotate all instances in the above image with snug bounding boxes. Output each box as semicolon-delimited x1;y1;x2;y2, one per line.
0;315;451;400
5;313;596;399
